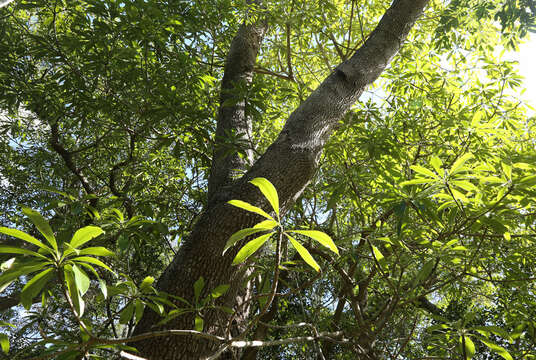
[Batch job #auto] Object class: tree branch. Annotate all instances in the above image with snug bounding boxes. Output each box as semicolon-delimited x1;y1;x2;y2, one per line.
207;2;268;203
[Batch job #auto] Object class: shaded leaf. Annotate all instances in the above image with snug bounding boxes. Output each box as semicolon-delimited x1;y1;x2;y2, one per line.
194;277;205;302
119;302;135;324
21;208;57;252
20;268;54;309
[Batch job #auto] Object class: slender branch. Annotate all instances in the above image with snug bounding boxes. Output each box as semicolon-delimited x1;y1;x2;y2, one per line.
49;121;94;197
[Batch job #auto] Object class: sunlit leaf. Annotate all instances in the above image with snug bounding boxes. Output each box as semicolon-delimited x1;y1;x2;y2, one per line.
227;200;274;221
410;165;438;178
286;234;320;272
250;177;280;218
194;315;204;332
430;156;443;175
211;284;230;298
72;256;114;274
223;228;270;254
0;227;53;254
140;276;155;292
462;336;475;359
232;233;272;265
287;230;338;255
480;339;513;360
0;334;8;354
0;246;50;260
70;226;104;249
72;264;90;296
77;247;114;257
371;245;387;270
449;153;473;176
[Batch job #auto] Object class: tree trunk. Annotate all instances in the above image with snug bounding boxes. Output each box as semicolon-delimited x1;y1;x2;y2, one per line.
133;0;429;358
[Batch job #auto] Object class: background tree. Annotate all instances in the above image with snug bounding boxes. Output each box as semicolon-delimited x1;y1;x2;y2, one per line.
1;0;536;359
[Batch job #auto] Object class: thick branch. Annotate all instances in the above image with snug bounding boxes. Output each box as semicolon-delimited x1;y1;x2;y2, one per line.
207;6;268;203
238;0;429;212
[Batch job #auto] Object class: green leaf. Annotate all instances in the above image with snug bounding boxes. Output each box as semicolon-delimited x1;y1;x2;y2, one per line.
77;247;114;257
371;245;387;270
414;260;435;286
400;178;436;186
250;177;280;218
462;336;475;359
69;226;104;249
253;220;278;230
287;230;339;255
119;302;135;324
0;258;15;271
430;156;443;175
140;276;155;292
452;180;478;192
519;174;536;186
99;279;108;299
20;268;54;309
64;267;84;316
287;234;320;272
0;333;9;354
211;284;230;298
157;309;192;325
135;299;144;324
21;208;57;253
72;264;90;296
501;163;512;179
472;326;512;342
72;256;114;274
410;165;438;178
449;153;473;176
480;339;513;360
227;200;274;221
193;276;205;302
194;315;204;332
0;246;50;260
0;262;48;293
232;233;272;265
0;227;54;254
223;228;269;255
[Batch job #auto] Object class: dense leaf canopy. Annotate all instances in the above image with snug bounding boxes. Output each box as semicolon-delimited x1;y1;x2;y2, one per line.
1;0;536;359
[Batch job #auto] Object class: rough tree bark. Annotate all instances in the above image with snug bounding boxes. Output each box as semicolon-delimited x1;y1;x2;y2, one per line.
133;0;430;358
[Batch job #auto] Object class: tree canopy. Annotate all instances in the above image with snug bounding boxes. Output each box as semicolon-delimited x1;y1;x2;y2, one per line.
1;0;536;359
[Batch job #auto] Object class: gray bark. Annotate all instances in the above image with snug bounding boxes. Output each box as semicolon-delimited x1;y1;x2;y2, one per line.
133;0;429;358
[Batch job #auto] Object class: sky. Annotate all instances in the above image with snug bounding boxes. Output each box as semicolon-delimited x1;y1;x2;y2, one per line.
514;35;536;112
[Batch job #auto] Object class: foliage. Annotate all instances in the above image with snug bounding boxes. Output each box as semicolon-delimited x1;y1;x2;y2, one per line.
0;0;536;359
